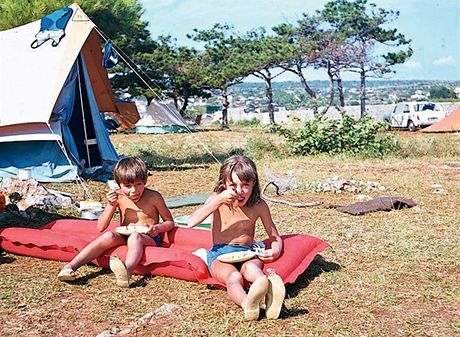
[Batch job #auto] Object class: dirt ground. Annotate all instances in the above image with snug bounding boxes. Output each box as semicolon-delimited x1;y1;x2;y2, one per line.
0;130;459;337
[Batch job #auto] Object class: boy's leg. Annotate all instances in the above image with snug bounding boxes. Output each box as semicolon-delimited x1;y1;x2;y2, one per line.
124;233;157;277
60;232;125;274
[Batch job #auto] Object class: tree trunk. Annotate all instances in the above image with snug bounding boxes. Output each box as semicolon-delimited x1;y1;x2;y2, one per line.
221;88;229;129
337;76;345;107
296;64;318;114
146;96;154;106
179;97;189;116
265;74;275;126
359;69;366;119
325;61;334;113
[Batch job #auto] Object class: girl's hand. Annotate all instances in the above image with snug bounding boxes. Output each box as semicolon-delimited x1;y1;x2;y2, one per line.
106;190;118;207
256;248;280;262
219;189;237;206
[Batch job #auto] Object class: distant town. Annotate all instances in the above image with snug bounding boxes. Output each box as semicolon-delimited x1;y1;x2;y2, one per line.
186;80;460;115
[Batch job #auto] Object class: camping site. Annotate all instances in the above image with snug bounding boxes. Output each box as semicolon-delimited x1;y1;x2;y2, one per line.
0;2;459;337
0;128;459;337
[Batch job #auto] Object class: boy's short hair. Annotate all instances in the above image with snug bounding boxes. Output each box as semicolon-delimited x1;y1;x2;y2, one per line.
113;156;148;184
215;155;261;207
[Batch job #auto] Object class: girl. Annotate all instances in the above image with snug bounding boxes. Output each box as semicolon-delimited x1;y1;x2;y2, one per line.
188;155;285;320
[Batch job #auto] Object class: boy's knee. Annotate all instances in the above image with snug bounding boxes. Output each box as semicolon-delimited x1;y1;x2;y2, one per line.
100;231;118;241
127;232;142;243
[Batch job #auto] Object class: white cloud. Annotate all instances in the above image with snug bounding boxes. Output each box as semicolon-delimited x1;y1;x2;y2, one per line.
434;56;456;66
403;60;422;68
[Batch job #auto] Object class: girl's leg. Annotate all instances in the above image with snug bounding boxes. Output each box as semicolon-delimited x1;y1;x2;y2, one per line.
211;261;246;307
240;259;269;320
240;258;265;283
212;259;268;320
124;233;157;277
62;232;126;271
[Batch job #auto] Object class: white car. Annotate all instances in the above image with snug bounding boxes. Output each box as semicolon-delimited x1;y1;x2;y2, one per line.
384;102;446;131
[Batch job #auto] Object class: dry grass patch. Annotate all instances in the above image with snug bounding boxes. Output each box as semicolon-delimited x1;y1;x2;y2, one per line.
1;129;459;336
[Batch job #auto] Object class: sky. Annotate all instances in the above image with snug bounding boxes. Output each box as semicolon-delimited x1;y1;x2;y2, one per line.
139;0;460;82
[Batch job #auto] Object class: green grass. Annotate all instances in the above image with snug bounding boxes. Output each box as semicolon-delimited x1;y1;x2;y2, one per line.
0;128;459;336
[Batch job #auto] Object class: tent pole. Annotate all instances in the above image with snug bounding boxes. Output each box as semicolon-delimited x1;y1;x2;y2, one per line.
46;124;93;200
76;57;92;168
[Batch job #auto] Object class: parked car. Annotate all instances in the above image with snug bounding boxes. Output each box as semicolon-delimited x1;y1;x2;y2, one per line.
383;102;446;131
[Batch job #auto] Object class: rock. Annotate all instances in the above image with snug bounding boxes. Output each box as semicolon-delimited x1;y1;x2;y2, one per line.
0;177;72;210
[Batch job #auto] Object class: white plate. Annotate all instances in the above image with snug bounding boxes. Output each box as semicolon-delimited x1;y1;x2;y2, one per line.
217;250;257;263
115;225;149;236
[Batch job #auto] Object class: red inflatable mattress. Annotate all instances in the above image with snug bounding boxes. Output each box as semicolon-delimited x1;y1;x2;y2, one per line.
0;219;329;287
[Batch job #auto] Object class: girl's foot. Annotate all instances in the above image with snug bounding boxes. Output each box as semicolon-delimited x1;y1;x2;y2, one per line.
265;269;285;319
244;275;268;321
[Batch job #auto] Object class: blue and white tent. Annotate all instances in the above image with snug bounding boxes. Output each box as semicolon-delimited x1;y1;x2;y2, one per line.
0;4;119;182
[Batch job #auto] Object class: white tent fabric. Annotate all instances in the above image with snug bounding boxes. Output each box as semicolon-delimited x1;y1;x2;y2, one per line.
0;5;93;126
136;101;189;134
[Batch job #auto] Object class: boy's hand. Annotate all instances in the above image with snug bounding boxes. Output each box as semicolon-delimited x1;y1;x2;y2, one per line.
147;224;160;236
106;190;118;207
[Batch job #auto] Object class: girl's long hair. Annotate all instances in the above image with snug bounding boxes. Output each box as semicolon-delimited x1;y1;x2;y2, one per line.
214;155;261;207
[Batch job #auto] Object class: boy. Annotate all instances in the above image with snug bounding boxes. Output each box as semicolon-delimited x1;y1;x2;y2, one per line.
58;156;174;287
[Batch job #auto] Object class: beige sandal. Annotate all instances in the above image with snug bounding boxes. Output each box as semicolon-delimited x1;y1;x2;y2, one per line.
57;268;77;282
109;255;130;287
265;269;285;319
244;275;268;321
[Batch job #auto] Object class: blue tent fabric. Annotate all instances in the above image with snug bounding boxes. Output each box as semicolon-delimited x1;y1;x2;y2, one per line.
31;7;73;49
52;62;81;169
102;41;118;68
0;141;77;183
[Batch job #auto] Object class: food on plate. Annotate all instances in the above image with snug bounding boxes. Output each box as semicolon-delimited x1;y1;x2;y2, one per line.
217;250;257;263
115;225;149;236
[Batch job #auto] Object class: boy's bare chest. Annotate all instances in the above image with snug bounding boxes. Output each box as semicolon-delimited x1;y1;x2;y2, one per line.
118;199;158;225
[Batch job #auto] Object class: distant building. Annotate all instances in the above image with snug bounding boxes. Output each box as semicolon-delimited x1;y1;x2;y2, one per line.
454;87;460;98
410;90;427;101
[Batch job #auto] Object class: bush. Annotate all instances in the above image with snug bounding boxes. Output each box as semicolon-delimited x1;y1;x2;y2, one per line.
229;118;262;128
277;115;398;157
244;136;287;160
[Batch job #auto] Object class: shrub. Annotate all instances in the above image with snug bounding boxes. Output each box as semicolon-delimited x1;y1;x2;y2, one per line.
229;118;262;128
277;115;398;157
244;136;287;160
